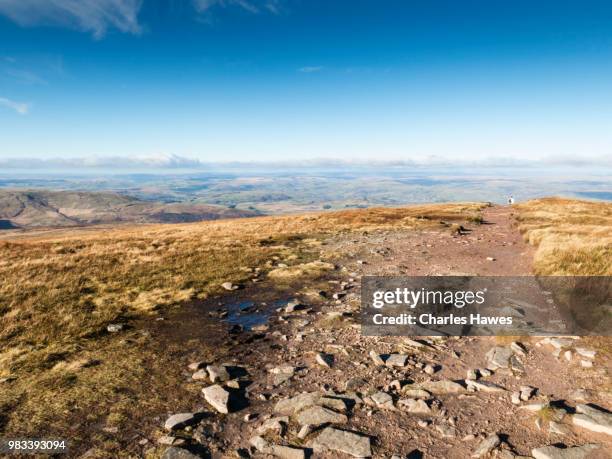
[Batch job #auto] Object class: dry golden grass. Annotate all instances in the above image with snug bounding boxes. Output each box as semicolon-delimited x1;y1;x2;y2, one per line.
514;197;612;275
0;203;484;451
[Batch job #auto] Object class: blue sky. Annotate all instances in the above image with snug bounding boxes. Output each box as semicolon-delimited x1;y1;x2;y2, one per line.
1;0;612;163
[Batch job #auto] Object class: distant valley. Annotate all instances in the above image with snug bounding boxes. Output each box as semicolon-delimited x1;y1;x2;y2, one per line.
0;190;258;229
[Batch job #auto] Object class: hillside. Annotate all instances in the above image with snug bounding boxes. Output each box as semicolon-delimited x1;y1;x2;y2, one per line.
0;199;609;458
0;190;258;229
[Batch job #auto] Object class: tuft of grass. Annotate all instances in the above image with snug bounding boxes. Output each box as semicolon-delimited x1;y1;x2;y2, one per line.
514;197;612;275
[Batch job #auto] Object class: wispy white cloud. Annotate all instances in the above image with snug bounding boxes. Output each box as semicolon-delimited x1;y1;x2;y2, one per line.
298;66;323;73
193;0;282;15
1;154;611;170
0;153;205;169
4;68;47;85
0;0;143;39
0;97;29;115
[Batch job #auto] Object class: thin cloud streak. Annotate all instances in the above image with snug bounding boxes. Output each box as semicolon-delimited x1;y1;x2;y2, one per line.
0;0;143;39
298;66;323;73
0;154;610;170
0;97;29;115
193;0;282;14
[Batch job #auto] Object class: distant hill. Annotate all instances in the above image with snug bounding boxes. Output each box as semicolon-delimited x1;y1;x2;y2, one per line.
0;190;259;229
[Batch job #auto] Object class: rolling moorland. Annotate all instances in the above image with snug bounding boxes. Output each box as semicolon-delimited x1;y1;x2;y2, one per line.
0;197;610;458
0;190;258;229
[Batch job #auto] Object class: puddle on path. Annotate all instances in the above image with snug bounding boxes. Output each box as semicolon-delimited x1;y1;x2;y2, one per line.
224;298;291;330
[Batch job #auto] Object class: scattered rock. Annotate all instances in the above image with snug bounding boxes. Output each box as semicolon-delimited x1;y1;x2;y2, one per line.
107;323;123;333
315;352;334;368
298;424;313;439
385;354;408;367
269;366;295;386
191;369;208;381
164;413;200;431
424;364;436;375
257;416;288;436
202;384;230;414
575;348;596;359
158;435;183;446
285;300;305;313
269;444;306;459
485;346;513;370
471;433;501;458
532;444;601;459
249;435;269;452
572;404;612;435
546;338;575;349
312;427;372;458
221;282;239;291
466;380;507;393
369;391;394;410
413;380;466;395
206;365;230;383
161;447;201;459
403;389;431;399
320;396;351;412
345;377;368;391
520;386;536;401
275;392;321;416
296;406;348;426
187;361;206;371
398;398;431;414
510;341;527;356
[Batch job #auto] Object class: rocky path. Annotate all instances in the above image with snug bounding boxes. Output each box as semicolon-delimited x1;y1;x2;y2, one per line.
153;206;611;459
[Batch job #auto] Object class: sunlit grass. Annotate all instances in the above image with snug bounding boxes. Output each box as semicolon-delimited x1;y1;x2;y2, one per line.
514;197;612;275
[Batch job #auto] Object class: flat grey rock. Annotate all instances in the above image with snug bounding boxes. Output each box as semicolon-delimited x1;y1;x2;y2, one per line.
201;384;230;414
269;444;306;459
466;380;507;393
164;413;199;431
471;434;501;458
385;353;408;367
370;391;394;409
485;346;513;369
572;404;612;436
275;392;321;415
532;444;601;459
414;380;466;394
312;427;372;458
206;364;230;383
296;406;347;426
162;447;202;459
398;398;431;414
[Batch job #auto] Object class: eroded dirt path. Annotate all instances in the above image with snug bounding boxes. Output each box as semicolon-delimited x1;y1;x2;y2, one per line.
143;205;611;459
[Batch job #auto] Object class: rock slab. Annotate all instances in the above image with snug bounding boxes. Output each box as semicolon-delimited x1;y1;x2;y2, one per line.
313;427;372;458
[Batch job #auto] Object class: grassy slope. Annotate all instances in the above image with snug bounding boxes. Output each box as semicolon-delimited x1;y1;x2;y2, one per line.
514;197;612;275
0;203;484;449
